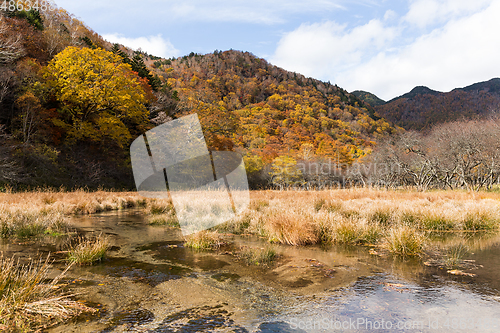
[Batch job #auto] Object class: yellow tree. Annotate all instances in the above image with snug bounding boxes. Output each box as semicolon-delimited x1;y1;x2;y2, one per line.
45;46;150;147
269;155;303;190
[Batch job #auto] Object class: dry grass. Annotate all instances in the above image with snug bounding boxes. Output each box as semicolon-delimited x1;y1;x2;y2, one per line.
0;189;176;239
0;255;94;331
445;242;469;268
238;246;278;266
384;225;426;256
265;210;318;246
2;188;500;254
0;207;67;239
184;230;224;250
144;199;179;227
216;189;500;256
147;213;179;227
0;189;147;216
67;234;110;265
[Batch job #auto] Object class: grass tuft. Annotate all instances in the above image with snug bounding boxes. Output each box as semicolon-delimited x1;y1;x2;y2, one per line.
385;225;425;257
148;201;175;215
238;247;278;266
184;230;223;250
370;209;392;226
421;215;455;231
67;234;110;265
323;201;343;213
400;211;419;226
462;213;497;231
314;198;326;212
360;224;383;244
445;242;469;268
0;255;94;331
0;208;67;239
265;211;318;246
216;214;252;234
331;220;364;245
148;210;179;227
249;199;269;212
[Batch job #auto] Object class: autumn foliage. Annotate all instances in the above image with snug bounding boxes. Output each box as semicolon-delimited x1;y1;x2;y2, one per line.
44;47;150;148
0;4;396;189
150;51;394;183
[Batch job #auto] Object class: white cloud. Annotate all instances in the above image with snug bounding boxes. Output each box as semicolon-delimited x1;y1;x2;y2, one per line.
167;0;346;24
55;0;355;25
404;0;492;29
384;9;398;21
270;19;398;84
404;0;492;28
102;34;179;58
341;0;500;99
271;0;500;100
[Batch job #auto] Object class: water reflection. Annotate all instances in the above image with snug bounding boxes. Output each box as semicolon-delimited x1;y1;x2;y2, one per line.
2;210;500;332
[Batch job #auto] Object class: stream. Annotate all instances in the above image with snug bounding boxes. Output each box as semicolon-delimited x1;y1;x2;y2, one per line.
2;209;500;332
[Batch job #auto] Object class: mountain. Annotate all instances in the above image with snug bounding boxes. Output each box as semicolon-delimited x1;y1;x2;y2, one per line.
351;90;385;107
0;7;395;189
148;51;395;161
375;79;500;130
458;78;500;94
385;86;440;103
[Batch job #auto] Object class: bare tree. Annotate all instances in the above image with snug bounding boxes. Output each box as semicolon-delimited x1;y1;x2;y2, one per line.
429;120;500;191
15;92;41;144
370;119;500;191
0;19;25;64
0;125;20;183
149;88;181;124
0;68;13;106
367;131;436;190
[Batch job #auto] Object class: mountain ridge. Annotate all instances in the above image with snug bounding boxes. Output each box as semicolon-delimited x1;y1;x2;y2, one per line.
360;78;500;130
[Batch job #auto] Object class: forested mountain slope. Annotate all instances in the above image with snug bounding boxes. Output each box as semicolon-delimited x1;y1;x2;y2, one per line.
374;79;500;130
0;4;394;189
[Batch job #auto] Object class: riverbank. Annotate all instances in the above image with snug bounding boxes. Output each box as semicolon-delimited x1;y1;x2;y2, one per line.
1;188;500;330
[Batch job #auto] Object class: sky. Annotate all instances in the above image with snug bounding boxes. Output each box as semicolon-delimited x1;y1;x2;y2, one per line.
53;0;500;101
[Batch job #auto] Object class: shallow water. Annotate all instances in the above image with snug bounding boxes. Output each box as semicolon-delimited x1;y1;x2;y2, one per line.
3;209;500;332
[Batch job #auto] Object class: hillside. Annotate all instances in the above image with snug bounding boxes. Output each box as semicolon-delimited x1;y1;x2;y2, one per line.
374;79;500;130
351;90;385;107
0;4;395;189
148;51;394;162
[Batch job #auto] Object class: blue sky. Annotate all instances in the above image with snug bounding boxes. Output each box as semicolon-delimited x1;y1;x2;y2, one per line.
54;0;500;101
